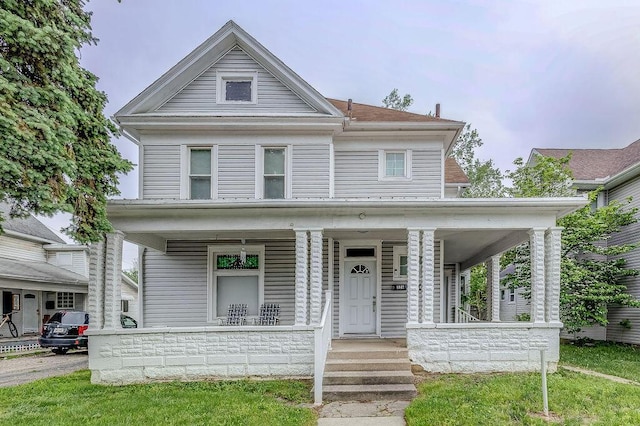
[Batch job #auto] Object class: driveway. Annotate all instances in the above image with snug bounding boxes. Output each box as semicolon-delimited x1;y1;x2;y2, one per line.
0;350;88;387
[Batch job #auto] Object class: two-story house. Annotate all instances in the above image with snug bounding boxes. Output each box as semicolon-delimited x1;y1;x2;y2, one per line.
531;140;640;344
86;21;585;401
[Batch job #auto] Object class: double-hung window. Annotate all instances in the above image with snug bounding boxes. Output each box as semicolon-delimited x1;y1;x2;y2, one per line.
379;150;412;180
263;148;286;199
208;245;265;320
189;148;212;199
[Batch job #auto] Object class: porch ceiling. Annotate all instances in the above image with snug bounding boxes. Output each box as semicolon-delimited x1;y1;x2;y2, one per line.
109;197;587;267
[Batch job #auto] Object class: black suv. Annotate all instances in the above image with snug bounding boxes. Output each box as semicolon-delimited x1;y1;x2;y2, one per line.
39;310;89;354
39;311;138;354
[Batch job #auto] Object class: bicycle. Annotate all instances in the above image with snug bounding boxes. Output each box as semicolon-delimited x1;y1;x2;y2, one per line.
0;311;18;338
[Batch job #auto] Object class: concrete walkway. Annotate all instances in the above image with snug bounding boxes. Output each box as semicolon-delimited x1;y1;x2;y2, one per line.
561;365;640;386
317;400;408;425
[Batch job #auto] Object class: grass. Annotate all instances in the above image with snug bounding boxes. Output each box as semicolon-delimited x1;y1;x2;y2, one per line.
0;371;316;426
560;341;640;382
406;369;640;425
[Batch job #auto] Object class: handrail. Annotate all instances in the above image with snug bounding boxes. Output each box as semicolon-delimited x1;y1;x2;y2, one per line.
456;307;480;323
313;290;332;405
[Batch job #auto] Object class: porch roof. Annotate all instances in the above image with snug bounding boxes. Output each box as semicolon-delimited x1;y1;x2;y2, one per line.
107;197;586;268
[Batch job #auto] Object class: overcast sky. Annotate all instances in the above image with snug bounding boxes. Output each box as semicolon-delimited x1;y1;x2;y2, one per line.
40;0;640;267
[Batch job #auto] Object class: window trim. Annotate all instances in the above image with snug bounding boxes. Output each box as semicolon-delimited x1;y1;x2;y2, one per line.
180;145;217;200
207;244;265;322
255;145;292;199
378;150;412;181
508;287;516;304
216;71;258;104
392;246;408;281
56;292;74;310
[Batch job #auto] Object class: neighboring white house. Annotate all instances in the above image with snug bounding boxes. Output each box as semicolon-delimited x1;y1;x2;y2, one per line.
0;203;140;337
0;203;88;336
86;21;586;395
531;140;640;344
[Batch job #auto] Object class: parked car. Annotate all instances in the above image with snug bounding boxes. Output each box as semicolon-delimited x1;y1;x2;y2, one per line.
39;311;137;354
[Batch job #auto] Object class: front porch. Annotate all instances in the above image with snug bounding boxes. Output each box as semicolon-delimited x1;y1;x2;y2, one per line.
87;199;583;401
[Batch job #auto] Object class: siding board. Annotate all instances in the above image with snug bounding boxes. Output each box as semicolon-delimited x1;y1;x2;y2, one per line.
0;236;45;262
605;175;640;343
142;145;181;199
158;47;316;114
218;145;255;199
334;150;441;198
292;145;330;198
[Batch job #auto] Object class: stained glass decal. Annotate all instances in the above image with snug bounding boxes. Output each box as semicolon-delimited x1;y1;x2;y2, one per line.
350;264;370;274
216;254;259;270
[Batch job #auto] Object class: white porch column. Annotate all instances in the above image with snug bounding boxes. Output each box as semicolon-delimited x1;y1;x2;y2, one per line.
103;231;124;329
489;254;501;322
529;228;546;323
294;230;309;325
421;228;436;324
545;227;562;323
407;229;420;324
88;239;105;329
309;229;323;325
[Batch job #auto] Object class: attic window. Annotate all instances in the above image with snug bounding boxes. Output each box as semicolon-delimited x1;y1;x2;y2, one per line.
217;71;257;104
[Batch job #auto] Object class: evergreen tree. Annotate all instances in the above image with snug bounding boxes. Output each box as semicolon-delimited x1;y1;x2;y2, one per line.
0;0;132;242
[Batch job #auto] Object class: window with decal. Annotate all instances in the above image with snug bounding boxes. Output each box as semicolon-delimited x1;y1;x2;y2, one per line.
208;245;265;320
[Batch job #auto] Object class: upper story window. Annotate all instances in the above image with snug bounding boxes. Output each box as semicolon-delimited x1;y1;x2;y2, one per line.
263;147;286;199
56;252;73;267
189;148;212;199
217;71;257;104
379;150;412;181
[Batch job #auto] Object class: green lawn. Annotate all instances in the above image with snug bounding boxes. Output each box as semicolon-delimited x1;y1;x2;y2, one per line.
560;341;640;382
406;369;640;425
0;371;316;426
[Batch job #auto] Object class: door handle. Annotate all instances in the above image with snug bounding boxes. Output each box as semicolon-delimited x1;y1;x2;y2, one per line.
372;296;376;313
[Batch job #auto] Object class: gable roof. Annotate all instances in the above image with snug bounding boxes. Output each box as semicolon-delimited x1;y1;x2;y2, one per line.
327;99;461;123
0;203;65;244
533;138;640;182
115;20;343;119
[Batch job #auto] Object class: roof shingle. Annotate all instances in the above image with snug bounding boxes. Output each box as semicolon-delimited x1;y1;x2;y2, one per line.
327;98;461;123
536;138;640;181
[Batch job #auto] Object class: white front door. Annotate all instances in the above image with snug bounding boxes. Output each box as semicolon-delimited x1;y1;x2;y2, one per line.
343;260;376;334
23;293;38;333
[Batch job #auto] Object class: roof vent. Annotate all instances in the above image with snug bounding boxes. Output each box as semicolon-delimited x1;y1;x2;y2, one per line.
347;99;353;119
435;103;441;118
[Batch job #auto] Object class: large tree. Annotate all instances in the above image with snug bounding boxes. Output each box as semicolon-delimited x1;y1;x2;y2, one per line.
0;0;132;242
449;124;505;198
503;154;640;333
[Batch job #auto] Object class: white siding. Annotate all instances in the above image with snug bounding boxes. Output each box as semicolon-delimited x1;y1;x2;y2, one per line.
142;240;298;328
292;145;330;198
142;145;181;199
158;47;316;114
381;242;407;337
500;289;530;321
0;235;45;262
218;145;255;199
605;176;640;344
334;150;441;198
46;250;88;277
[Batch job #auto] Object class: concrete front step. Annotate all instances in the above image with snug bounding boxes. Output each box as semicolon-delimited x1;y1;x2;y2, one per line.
323;370;415;385
327;349;409;360
325;358;411;372
323;384;418;401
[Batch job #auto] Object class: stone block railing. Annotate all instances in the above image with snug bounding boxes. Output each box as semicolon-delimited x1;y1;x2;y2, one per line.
87;326;316;384
407;322;561;373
